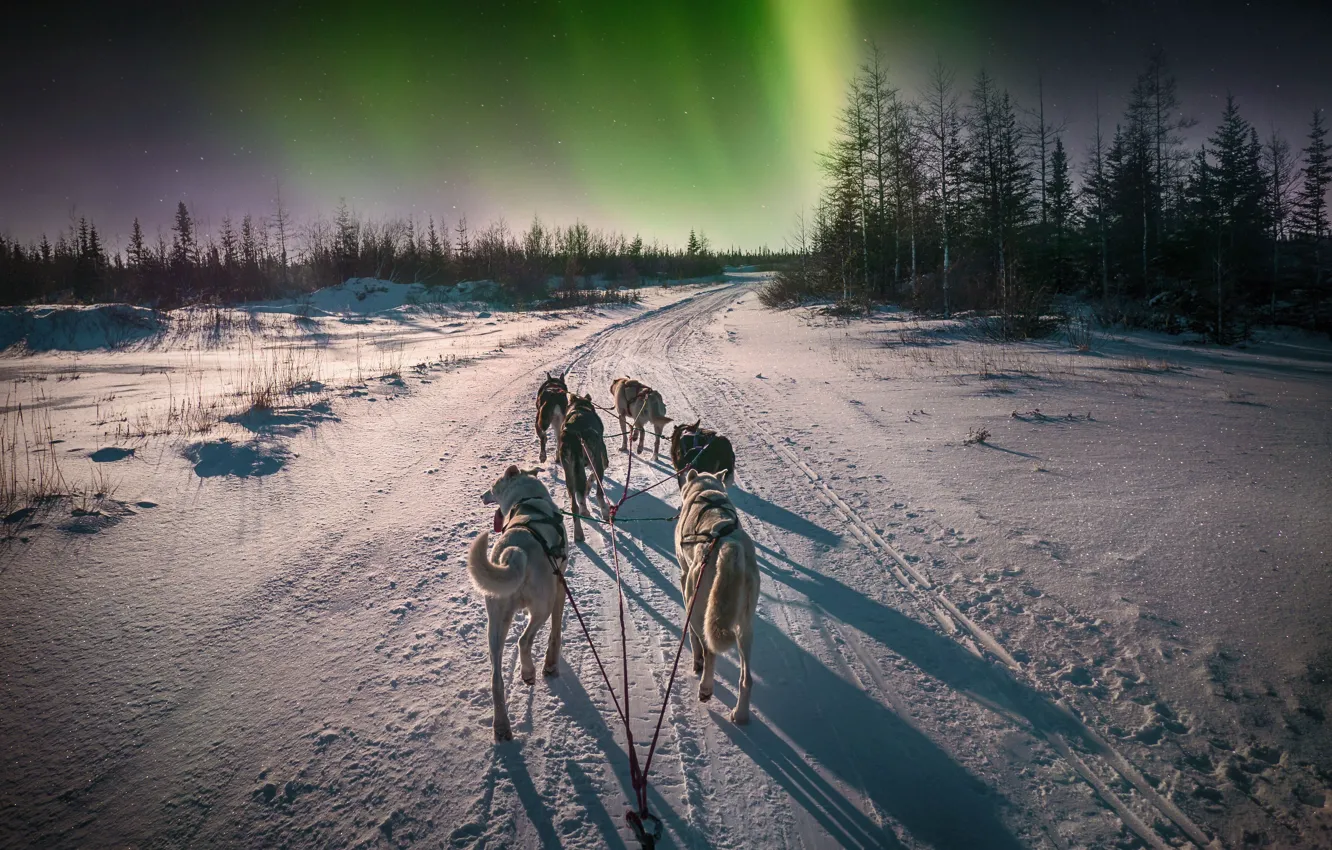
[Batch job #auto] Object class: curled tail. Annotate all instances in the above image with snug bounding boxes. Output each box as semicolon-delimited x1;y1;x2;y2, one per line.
467;531;528;597
705;539;744;653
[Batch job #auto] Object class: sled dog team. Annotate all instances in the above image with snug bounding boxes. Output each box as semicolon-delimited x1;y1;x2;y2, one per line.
468;372;757;742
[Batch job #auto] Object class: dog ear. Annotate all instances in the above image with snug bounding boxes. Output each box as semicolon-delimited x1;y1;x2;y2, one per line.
685;469;698;482
521;466;542;477
691;418;701;429
505;464;520;478
546;371;553;380
716;468;731;482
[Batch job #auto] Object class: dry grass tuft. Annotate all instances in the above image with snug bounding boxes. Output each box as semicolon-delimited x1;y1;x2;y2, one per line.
1122;356;1174;373
964;426;992;445
1;385;67;516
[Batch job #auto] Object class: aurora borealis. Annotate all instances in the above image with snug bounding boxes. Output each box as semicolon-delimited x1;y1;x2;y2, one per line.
2;0;1328;252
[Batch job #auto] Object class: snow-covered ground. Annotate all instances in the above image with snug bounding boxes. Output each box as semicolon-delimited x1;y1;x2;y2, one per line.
1;272;1329;848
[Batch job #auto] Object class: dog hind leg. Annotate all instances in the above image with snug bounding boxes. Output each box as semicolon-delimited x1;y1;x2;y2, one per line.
488;602;517;742
564;467;584;543
731;618;753;724
699;645;716;702
518;610;549;685
543;589;564;676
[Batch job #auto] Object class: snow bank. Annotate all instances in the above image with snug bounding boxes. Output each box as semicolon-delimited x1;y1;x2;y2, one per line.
249;278;501;318
0;304;166;352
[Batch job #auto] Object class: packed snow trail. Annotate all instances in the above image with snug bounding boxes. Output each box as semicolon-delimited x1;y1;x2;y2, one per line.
8;274;1321;848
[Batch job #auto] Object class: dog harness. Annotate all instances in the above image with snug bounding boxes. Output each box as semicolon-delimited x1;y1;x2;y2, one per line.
676;429;716;465
503;496;568;566
564;405;604;440
678;489;738;547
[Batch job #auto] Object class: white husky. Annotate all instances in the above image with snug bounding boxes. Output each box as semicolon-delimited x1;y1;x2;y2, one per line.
675;469;759;723
468;465;567;742
611;377;672;460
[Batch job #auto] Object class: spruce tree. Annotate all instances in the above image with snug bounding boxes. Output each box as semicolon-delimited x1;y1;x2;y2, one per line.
1083;101;1112;300
128;218;146;268
172;201;196;271
1047;136;1074;288
1294;109;1329;242
220;215;238;269
1294;109;1330;293
922;58;967;315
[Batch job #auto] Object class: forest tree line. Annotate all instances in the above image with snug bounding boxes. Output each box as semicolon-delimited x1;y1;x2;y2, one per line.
0;201;749;307
768;47;1331;340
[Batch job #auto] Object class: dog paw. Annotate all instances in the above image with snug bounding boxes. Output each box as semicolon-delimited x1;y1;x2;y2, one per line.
730;708;749;725
698;687;713;702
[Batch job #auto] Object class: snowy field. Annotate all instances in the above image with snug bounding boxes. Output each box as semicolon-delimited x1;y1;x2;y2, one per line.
1;272;1329;849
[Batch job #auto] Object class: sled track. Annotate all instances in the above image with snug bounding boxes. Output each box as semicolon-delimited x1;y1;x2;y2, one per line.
636;284;1215;849
520;282;1216;847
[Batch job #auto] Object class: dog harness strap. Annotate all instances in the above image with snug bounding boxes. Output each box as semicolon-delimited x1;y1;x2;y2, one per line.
679;489;738;546
503;497;568;563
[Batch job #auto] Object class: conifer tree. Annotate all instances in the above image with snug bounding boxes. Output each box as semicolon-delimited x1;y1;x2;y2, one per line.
1047;136;1074;288
922;58;967;315
128;218;146;268
1295;109;1329;286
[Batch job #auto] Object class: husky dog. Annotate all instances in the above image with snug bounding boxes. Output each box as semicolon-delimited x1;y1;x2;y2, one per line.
468;465;568;742
559;393;610;543
675;470;759;723
535;372;568;463
610;377;672;460
670;420;736;487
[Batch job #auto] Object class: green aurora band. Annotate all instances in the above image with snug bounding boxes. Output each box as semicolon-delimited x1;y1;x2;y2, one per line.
213;0;872;248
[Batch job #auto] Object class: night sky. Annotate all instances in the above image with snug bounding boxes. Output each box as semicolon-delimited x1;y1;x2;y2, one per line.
2;0;1327;251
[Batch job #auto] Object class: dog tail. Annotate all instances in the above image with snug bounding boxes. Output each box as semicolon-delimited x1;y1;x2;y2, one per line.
705;538;745;653
467;531;528;597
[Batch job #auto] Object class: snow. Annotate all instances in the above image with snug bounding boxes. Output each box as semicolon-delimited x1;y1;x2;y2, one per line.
1;272;1329;848
0;303;167;352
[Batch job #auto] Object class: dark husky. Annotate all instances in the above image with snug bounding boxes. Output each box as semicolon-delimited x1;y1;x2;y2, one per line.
558;393;610;542
670;420;736;486
535;372;568;463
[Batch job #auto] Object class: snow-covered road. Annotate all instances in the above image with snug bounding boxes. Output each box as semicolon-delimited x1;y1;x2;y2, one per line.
3;275;1328;848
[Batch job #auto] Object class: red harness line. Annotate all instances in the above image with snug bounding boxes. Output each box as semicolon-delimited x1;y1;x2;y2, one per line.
561;437;702;846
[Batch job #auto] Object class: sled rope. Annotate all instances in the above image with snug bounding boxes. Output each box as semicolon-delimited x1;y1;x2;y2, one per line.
561;438;704;848
561;509;678;524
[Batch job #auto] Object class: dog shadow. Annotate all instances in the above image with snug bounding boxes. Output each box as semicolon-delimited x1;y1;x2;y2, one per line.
567;491;1024;849
494;741;564;847
606;455;845;550
731;488;843;547
755;551;1087;745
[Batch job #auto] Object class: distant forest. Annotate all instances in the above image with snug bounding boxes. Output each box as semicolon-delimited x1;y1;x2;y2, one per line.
767;48;1331;340
0;202;754;308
